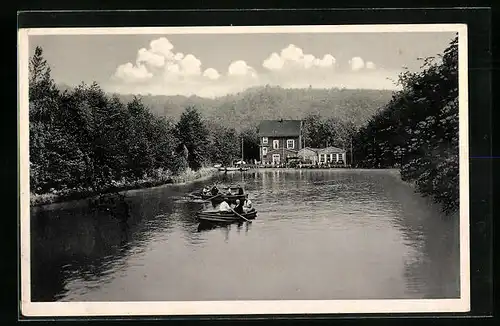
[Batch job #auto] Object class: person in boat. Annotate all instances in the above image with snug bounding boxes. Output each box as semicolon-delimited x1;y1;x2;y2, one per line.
237;187;244;195
233;199;244;215
210;185;219;196
243;194;252;212
218;199;232;212
202;186;210;195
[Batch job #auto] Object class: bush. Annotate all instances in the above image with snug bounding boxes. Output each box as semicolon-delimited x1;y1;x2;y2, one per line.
352;35;459;215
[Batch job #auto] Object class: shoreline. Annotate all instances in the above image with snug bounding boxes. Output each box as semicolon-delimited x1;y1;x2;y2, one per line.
30;167;218;207
252;167;399;172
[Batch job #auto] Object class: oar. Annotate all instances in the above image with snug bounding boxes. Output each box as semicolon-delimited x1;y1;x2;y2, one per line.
231;207;251;222
204;193;222;202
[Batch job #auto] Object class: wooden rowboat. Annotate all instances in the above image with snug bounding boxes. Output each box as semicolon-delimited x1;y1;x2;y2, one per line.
200;193;246;204
196;208;257;223
218;166;249;172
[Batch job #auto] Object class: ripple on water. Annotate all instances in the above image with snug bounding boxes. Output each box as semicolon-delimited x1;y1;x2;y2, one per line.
33;169;460;302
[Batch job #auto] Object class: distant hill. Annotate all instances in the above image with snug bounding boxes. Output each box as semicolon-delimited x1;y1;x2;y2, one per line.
57;84;395;131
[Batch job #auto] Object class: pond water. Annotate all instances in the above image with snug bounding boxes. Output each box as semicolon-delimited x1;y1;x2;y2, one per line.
30;169;460;301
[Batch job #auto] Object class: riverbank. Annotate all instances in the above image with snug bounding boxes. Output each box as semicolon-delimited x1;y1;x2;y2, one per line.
30;167;217;207
253;167;397;172
387;168;417;189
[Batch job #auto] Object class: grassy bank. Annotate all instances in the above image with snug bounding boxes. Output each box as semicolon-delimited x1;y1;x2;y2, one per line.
30;167;217;207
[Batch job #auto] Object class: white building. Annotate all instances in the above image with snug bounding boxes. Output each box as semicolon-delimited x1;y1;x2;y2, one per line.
297;146;347;165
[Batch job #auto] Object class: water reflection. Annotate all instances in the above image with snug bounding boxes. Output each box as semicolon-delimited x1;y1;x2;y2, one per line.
31;169;460;301
197;221;251;235
31;200;135;301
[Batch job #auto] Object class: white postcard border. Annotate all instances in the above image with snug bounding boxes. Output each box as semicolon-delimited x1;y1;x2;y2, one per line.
18;23;470;317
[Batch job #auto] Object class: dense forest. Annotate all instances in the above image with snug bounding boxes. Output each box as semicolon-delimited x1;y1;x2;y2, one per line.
29;46;255;201
352;35;459;215
103;86;393;132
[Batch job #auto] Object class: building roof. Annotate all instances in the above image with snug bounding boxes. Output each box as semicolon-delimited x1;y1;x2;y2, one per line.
257;119;302;137
317;146;345;154
298;147;318;153
299;146;346;154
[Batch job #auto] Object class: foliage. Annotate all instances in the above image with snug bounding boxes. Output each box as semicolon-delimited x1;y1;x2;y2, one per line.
175;107;210;170
28;47;229;198
103;86;392;132
240;126;260;162
302;114;357;163
206;121;240;166
352;35;459;214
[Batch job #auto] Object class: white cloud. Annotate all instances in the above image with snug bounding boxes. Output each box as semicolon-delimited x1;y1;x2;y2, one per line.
228;60;257;78
262;53;284;70
281;44;304;61
114;63;153;82
203;68;220;80
317;54;336;67
110;37;391;98
366;61;376;69
262;44;336;71
113;37;203;83
150;37;174;58
349;57;365;71
179;54;202;76
174;52;184;61
137;48;165;67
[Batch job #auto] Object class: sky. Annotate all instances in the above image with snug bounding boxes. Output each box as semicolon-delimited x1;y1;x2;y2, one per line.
29;31;456;98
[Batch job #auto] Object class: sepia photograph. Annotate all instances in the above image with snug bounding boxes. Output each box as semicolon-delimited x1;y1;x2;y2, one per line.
19;23;470;316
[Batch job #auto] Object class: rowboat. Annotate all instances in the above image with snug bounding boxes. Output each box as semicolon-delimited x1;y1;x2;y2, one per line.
198;184;247;204
200;193;246;204
196;208;257;223
218;166;250;172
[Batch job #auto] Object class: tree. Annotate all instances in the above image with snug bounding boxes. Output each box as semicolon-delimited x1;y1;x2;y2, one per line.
241;126;260;162
207;123;240;166
352;34;459;214
29;46;64;193
303;113;352;150
124;96;156;179
303;113;326;148
176;107;210;170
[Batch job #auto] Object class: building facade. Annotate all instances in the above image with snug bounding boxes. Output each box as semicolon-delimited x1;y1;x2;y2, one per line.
257;119;303;165
298;146;347;166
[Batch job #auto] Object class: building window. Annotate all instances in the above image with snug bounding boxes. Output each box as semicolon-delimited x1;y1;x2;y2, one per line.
272;154;280;164
273;139;279;149
262;137;268;145
262;147;268;157
287;139;295;149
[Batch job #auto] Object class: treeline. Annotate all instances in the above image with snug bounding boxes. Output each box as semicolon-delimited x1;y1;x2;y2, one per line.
105;85;392;132
29;46;255;198
352;35;459;214
302;113;356;151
